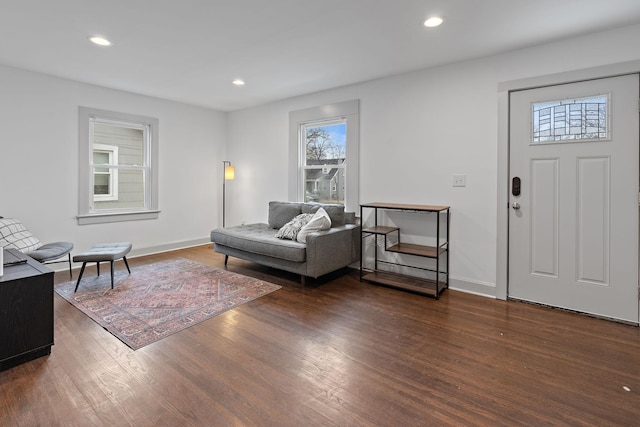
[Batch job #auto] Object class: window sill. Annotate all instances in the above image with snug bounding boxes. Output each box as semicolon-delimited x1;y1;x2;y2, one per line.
77;210;160;225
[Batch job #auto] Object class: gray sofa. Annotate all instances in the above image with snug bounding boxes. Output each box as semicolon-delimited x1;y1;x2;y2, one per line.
210;201;360;285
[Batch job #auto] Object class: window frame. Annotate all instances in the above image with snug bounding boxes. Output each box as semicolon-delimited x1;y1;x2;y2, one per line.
78;107;160;225
289;100;359;212
92;143;119;202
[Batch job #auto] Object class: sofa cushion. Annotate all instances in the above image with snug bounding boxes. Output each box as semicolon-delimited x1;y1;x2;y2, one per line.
302;203;345;226
268;201;303;229
276;213;314;240
297;208;331;243
0;218;42;252
211;223;306;262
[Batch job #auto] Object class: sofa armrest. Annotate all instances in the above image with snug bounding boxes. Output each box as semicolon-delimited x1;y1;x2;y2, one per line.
305;224;361;278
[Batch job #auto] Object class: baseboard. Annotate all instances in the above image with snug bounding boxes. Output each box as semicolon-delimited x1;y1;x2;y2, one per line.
127;238;212;258
449;277;497;299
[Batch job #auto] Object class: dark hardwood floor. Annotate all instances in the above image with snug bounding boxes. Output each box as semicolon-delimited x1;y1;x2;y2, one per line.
1;245;639;426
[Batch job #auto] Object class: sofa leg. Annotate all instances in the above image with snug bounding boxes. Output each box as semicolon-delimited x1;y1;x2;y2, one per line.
300;275;306;287
224;255;229;266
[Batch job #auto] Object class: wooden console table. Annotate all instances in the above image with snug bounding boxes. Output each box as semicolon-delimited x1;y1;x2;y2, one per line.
359;202;450;298
0;249;54;371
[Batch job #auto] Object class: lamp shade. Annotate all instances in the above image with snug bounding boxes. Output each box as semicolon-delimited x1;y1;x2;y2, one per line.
224;165;235;180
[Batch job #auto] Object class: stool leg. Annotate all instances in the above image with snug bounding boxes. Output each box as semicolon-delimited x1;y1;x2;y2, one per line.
96;261;100;276
123;256;131;274
110;261;115;289
74;262;87;292
68;253;73;280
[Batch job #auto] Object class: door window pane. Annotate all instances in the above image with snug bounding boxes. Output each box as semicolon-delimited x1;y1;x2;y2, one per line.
532;95;608;143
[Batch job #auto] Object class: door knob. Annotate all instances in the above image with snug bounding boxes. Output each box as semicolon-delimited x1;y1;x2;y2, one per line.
512;202;521;210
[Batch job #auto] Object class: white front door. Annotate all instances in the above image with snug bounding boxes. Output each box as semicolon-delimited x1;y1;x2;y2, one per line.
509;74;639;323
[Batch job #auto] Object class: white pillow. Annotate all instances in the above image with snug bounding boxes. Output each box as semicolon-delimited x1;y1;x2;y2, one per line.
297;207;331;243
275;213;313;240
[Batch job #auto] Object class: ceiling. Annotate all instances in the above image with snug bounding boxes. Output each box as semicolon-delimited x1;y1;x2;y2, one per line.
2;0;640;112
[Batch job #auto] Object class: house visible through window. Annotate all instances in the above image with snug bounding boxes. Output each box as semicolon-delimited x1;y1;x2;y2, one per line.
301;120;346;204
78;107;159;225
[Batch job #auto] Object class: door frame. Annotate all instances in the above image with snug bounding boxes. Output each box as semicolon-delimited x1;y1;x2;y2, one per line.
496;59;640;301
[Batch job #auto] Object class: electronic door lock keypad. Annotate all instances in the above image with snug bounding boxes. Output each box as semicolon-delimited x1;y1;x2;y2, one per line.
512;176;521;196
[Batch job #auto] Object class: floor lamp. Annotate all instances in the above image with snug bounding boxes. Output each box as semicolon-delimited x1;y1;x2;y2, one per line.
222;161;235;227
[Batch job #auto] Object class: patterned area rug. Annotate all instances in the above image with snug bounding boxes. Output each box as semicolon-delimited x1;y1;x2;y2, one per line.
55;258;281;350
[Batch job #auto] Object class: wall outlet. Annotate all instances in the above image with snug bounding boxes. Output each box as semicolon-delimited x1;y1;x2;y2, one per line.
452;174;466;187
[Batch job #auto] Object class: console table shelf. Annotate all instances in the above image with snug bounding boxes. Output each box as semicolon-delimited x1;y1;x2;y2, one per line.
362;226;399;234
386;242;446;258
360;202;450;299
361;271;445;296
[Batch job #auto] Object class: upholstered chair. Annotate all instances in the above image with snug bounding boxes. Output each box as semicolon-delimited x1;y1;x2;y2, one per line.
0;217;73;278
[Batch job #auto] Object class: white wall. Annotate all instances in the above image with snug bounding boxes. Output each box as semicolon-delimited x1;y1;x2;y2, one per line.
226;23;640;297
0;65;226;262
4;23;639;288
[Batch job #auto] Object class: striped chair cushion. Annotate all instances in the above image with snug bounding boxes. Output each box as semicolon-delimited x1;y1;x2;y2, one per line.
0;218;42;252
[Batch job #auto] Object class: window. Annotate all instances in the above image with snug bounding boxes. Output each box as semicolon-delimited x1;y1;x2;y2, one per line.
78;107;159;225
302;120;346;204
532;94;609;144
289;100;359;212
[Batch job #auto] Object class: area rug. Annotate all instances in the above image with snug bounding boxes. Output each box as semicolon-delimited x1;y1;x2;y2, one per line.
54;258;281;350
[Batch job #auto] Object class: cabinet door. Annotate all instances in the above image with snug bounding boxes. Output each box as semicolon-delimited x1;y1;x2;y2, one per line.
0;272;54;361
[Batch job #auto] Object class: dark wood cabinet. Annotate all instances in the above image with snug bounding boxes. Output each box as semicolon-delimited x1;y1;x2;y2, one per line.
360;202;450;299
1;250;54;371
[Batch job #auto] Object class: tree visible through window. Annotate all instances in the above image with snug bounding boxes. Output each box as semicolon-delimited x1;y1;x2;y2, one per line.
301;120;346;204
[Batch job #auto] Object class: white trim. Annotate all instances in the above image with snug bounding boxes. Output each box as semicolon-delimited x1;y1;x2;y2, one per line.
497;59;640;302
496;91;509;300
77;210;161;225
449;277;498;299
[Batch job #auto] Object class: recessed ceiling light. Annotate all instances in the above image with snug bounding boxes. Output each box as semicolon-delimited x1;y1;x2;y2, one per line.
423;16;444;28
89;36;111;46
232;79;245;86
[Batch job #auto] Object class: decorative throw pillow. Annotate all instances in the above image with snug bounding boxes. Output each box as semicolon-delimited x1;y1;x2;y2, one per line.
268;201;303;229
0;218;42;252
302;203;345;226
297;207;332;243
275;213;314;240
